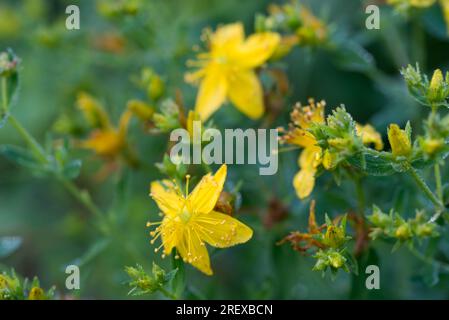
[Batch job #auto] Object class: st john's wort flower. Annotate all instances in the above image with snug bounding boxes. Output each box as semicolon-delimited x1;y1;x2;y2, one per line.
185;22;280;120
279;99;383;199
77;92;133;159
148;164;253;275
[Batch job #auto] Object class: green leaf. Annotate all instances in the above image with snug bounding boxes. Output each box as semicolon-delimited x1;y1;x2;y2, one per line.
0;145;43;172
347;151;396;176
62;159;82;179
330;39;375;73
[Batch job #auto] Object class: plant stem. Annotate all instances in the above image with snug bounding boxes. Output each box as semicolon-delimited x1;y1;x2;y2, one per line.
354;177;366;216
409;167;444;210
408;246;449;273
58;177;105;221
159;287;177;300
434;164;443;202
7;114;48;164
1;77;7;114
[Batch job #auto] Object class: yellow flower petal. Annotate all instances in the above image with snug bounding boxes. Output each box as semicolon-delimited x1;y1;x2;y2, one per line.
299;146;322;169
160;216;181;255
211;22;244;53
227;70;264;119
195;211;253;248
293;168;316;199
177;227;212;275
80;129;123;157
356;123;384;150
283;128;317;148
293;146;321;199
150;180;184;216
76;92;111;129
187;164;227;214
232;32;281;68
194;65;228;121
388;124;412;157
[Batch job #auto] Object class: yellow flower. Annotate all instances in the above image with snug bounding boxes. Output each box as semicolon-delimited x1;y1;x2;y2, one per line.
283;99;325;199
356;124;384;151
388;124;412;157
281;100;384;199
148;164;253;275
28;287;45;300
76;92;111;129
77;92;133;158
186;23;280;121
389;0;449;33
186;110;202;140
421;138;444;155
127;100;154;122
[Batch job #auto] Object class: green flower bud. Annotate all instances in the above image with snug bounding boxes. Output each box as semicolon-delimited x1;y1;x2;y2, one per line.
395;223;412;240
0;49;19;78
328;251;345;269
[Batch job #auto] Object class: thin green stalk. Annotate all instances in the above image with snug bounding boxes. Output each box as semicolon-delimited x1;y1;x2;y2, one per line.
7;114;48;164
59;177;104;221
159;287;178;300
1;77;7;114
434;164;443;202
408;246;449;273
354;177;366;216
409;167;444;210
2;79;107;226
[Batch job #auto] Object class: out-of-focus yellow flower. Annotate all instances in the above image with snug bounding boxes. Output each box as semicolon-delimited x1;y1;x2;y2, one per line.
356;124;384;151
296;5;327;45
0;6;21;39
421;137;444;155
148;164;253;275
76;92;111;129
77;92;132;158
127;100;154;122
186;23;280;120
28;287;45;300
388;124;412;157
388;0;449;33
186;110;202;140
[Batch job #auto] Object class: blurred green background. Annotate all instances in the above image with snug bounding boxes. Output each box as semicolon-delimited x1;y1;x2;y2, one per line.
1;0;449;299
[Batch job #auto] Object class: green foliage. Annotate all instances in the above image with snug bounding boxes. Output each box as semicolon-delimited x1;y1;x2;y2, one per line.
125;263;177;298
0;269;55;300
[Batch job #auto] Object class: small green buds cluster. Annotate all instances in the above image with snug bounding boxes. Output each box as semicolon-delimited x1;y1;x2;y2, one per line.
125;263;177;297
311;107;363;170
368;205;439;244
155;153;187;181
415;111;449;160
313;248;349;273
0;270;54;300
133;67;165;102
255;3;327;46
401;64;449;108
313;215;353;275
152;99;181;133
